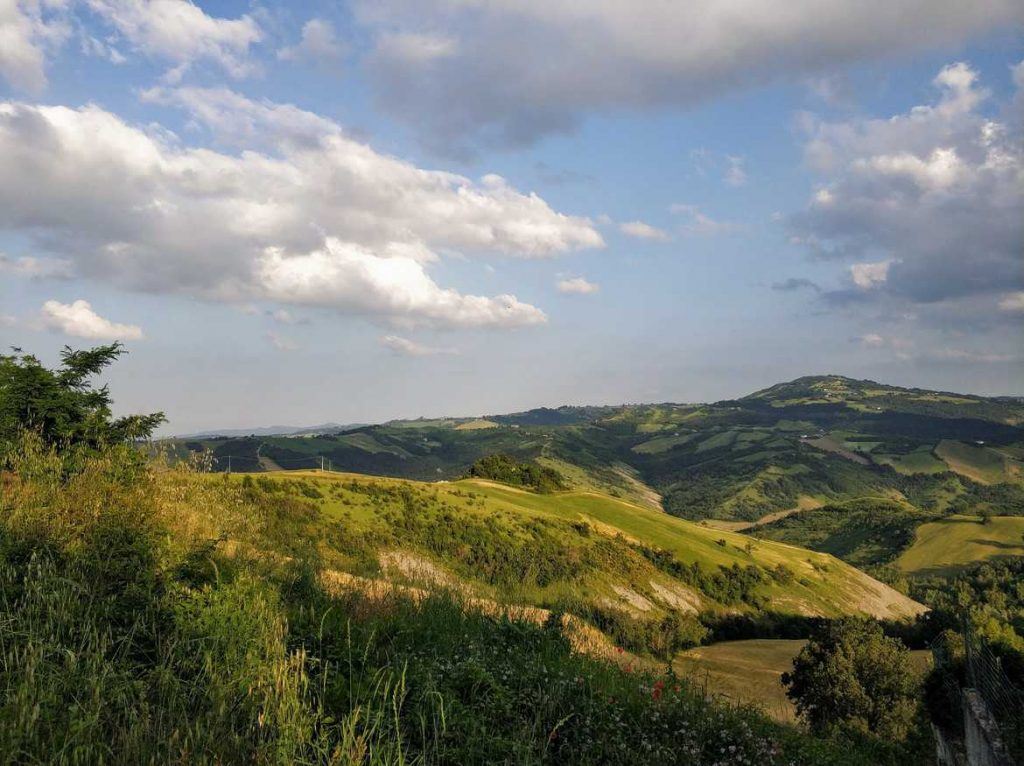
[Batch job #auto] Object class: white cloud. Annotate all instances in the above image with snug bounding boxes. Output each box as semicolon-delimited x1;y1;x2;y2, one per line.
0;94;600;328
0;313;16;327
670;204;734;236
0;253;73;278
850;260;892;289
998;292;1024;313
619;220;670;242
86;0;262;80
259;239;547;328
791;62;1024;308
0;0;69;92
40;299;143;340
358;0;1024;150
380;334;457;356
265;329;297;352
858;333;886;347
556;276;599;295
140;85;341;148
278;18;346;64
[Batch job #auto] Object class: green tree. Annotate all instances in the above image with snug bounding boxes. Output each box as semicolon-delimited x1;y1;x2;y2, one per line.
0;343;164;453
782;617;921;741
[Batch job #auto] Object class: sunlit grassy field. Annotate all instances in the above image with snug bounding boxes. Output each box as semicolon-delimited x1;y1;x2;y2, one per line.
896;515;1024;576
676;640;933;724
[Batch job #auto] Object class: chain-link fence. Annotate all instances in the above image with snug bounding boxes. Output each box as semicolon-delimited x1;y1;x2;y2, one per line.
963;623;1024;763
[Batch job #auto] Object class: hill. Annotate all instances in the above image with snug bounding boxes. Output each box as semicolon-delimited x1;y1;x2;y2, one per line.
229;469;924;629
174;375;1024;528
2;442;914;766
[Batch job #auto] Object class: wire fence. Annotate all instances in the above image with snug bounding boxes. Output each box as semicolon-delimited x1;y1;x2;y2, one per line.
963;622;1024;762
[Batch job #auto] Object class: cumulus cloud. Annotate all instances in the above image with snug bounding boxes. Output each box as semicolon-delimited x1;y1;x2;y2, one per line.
849;260;892;289
356;0;1024;151
619;220;670;242
278;18;346;65
85;0;262;81
259;239;547;328
0;93;600;328
789;62;1023;311
40;299;143;340
380;334;457;356
0;0;70;91
556;276;599;295
0;253;73;278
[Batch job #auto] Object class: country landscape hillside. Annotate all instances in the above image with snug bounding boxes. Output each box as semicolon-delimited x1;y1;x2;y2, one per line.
4;348;1023;764
180;375;1024;577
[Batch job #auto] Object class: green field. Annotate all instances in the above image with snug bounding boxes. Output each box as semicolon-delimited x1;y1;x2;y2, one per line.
675;640;932;723
896;515;1024;576
676;639;806;721
935;440;1011;484
872;447;947;475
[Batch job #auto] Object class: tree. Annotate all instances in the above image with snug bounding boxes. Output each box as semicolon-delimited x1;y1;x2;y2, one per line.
782;617;920;741
0;343;164;452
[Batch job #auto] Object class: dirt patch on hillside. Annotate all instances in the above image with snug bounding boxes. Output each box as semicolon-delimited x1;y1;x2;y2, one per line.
610;585;654;612
379;550;460;590
611;463;663;510
319;568;623;660
649;580;702;614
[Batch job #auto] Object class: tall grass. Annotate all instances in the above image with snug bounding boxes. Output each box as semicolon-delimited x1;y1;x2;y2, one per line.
0;439;921;764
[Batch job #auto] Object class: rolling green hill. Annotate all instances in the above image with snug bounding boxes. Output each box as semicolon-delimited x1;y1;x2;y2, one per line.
228;469;925;629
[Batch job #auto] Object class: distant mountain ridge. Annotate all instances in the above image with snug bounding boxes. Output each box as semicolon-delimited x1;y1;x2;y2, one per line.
176;422;366;439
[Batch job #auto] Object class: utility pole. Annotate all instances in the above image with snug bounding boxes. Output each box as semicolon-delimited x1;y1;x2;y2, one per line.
227;455;232;474
320;455;324;472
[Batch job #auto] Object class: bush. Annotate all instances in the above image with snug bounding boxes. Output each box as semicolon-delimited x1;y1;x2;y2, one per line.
783;618;923;742
465;453;568;493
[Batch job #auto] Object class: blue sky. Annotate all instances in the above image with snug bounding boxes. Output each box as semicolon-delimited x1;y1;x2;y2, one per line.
0;1;1021;433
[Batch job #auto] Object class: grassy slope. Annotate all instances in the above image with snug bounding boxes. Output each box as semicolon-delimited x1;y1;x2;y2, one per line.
259;470;924;622
934;440;1017;484
896;515;1024;576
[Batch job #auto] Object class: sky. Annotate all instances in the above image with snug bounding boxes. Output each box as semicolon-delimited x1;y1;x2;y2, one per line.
0;1;1022;434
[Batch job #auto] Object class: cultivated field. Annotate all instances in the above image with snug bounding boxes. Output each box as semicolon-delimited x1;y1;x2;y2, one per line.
896;515;1024;576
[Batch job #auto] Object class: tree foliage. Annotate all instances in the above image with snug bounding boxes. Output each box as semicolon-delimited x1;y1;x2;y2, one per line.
465;452;568;493
0;343;165;453
783;618;921;741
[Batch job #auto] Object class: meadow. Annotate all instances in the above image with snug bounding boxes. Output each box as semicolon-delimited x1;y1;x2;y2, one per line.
895;515;1024;576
